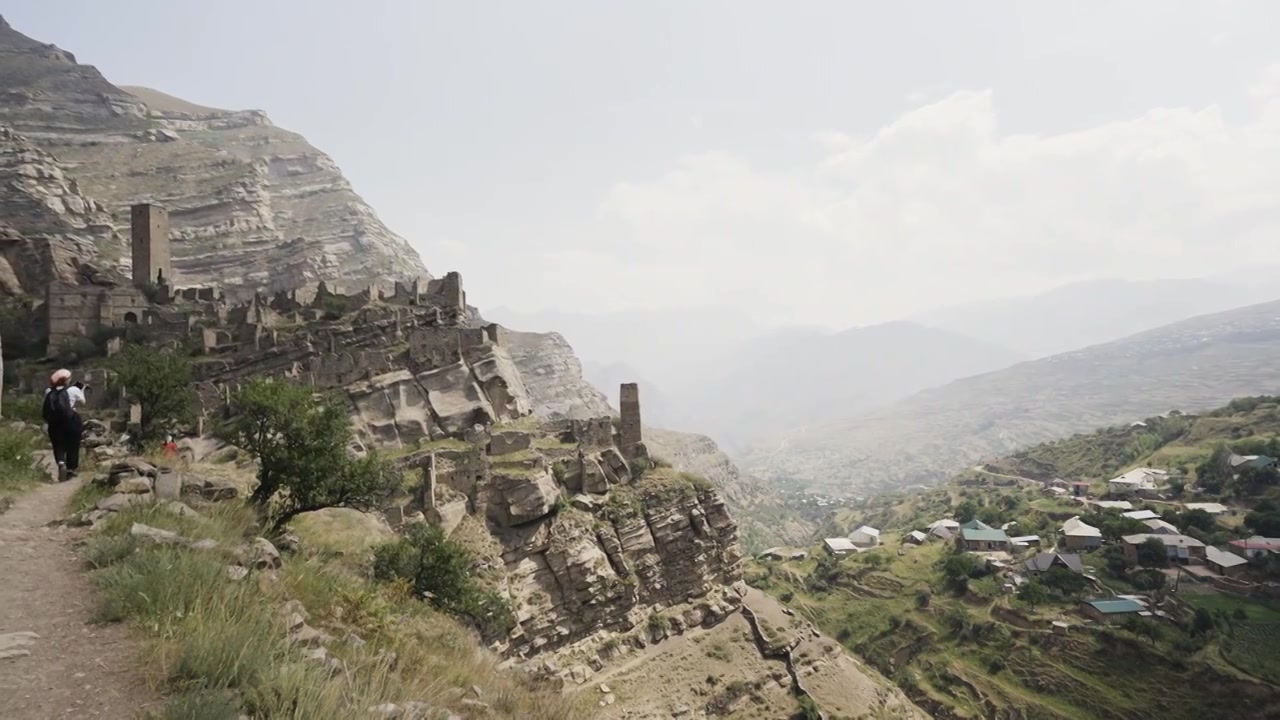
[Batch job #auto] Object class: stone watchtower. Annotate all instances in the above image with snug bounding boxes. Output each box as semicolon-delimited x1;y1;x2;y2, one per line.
130;203;172;289
619;382;642;457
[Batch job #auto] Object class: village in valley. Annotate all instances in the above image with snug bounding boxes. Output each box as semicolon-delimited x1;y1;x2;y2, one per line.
744;401;1280;718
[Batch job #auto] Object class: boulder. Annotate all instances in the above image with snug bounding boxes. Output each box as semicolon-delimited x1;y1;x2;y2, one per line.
129;523;210;549
226;565;249;581
581;457;610;495
250;537;282;570
116;475;152;494
160;501;199;518
489;430;532;456
201;479;239;501
487;471;559;526
96;492;148;512
109;458;157;480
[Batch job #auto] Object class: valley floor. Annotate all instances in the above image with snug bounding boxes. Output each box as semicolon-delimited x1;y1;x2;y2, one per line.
0;479;158;718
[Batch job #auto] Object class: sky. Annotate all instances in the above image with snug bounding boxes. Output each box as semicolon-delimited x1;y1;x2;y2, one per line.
9;1;1280;328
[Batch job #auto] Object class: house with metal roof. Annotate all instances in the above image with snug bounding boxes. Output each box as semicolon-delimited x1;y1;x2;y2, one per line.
1081;598;1145;622
1121;509;1160;521
822;538;857;555
1228;536;1280;559
1108;468;1166;496
1184;502;1230;516
903;530;928;545
1142;518;1180;535
849;525;881;548
1095;500;1134;511
1025;552;1085;575
955;519;1011;552
1229;454;1277;471
1121;533;1206;564
1061;516;1103;549
1206;546;1249;578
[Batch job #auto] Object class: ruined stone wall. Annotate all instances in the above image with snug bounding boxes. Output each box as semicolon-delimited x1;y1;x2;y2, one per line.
44;282;150;349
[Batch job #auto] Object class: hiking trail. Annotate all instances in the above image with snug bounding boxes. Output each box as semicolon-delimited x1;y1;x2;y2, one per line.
0;479;158;718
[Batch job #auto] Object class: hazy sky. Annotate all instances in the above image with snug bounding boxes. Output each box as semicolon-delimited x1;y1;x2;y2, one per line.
10;1;1280;327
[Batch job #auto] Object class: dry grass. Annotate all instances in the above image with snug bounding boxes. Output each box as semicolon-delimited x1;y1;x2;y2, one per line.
79;499;591;719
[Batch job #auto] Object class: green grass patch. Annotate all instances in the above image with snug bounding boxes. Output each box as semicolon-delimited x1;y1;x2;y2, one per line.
0;423;48;511
1180;591;1280;623
83;501;591;719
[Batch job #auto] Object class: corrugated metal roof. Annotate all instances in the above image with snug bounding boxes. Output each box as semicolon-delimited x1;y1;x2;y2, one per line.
1087;599;1143;614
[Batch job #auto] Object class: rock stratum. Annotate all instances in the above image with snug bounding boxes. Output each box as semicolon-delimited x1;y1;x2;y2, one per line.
0;16;426;296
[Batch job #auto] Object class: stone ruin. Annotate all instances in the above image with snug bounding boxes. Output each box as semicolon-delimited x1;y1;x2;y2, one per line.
377;382;742;663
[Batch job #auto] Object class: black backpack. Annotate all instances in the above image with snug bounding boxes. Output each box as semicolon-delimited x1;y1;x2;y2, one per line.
42;387;75;425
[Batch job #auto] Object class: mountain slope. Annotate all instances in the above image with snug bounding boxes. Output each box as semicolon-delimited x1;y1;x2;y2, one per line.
669;321;1021;449
745;298;1280;494
914;277;1273;359
0;16;426;295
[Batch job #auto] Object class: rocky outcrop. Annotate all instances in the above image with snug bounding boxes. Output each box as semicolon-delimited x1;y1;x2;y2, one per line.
503;330;815;551
502;330;613;419
0;17;426;297
0;127;122;295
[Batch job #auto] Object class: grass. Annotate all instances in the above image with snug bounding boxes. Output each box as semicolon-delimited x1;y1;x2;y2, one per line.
80;499;590;719
0;423;49;512
1179;591;1280;623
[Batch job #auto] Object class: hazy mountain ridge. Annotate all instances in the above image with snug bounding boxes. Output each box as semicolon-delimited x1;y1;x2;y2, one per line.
913;277;1275;359
745;297;1280;494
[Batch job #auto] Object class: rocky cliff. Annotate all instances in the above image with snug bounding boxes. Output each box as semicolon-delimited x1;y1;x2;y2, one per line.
0;17;426;296
504;330;816;550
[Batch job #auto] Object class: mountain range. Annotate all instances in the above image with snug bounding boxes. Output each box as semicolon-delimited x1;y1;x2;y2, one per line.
742;296;1280;494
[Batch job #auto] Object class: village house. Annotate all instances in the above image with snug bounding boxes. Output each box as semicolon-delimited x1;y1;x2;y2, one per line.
927;518;959;533
1010;535;1041;547
929;525;953;540
1184;502;1230;516
1060;516;1103;550
1024;552;1085;576
1229;454;1277;472
1095;500;1134;511
1205;546;1250;578
1108;468;1165;496
1121;533;1206;564
1228;536;1280;559
956;519;1011;552
823;538;857;556
850;525;881;548
1143;518;1180;535
1045;486;1069;497
903;530;927;545
1080;598;1145;622
1070;481;1092;497
1121;509;1160;521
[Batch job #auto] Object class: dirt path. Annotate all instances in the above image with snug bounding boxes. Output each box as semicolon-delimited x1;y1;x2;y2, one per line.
0;480;159;718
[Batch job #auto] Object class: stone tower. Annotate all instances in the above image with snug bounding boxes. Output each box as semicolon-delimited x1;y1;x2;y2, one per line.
130;203;172;289
619;382;642;457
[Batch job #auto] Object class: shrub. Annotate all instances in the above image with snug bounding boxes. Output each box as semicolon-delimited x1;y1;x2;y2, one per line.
372;523;514;639
112;345;194;443
219;379;397;531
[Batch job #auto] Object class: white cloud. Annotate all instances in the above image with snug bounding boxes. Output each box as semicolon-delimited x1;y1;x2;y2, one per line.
454;76;1280;329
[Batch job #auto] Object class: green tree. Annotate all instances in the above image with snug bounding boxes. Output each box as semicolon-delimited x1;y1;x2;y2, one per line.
1191;607;1215;636
112;345;194;443
219;379;397;531
373;523;514;638
1179;509;1216;533
1042;566;1088;596
1136;537;1170;568
954;500;978;523
1102;545;1134;578
1195;443;1232;494
1017;580;1049;607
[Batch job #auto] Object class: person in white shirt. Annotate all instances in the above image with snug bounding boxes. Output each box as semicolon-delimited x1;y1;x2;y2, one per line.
42;369;84;481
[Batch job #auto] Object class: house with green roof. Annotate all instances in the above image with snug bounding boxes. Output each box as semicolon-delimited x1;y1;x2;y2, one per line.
955;519;1011;552
1080;598;1144;622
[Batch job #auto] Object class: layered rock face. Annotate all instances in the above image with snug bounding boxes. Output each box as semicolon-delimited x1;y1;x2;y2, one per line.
0;127;122;295
501;329;614;419
395;423;743;661
0;17;426;296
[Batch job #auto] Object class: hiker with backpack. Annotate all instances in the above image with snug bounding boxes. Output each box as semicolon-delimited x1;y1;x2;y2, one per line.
43;369;85;482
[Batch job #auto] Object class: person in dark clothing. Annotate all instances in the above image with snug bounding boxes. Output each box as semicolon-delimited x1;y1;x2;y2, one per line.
43;368;84;482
